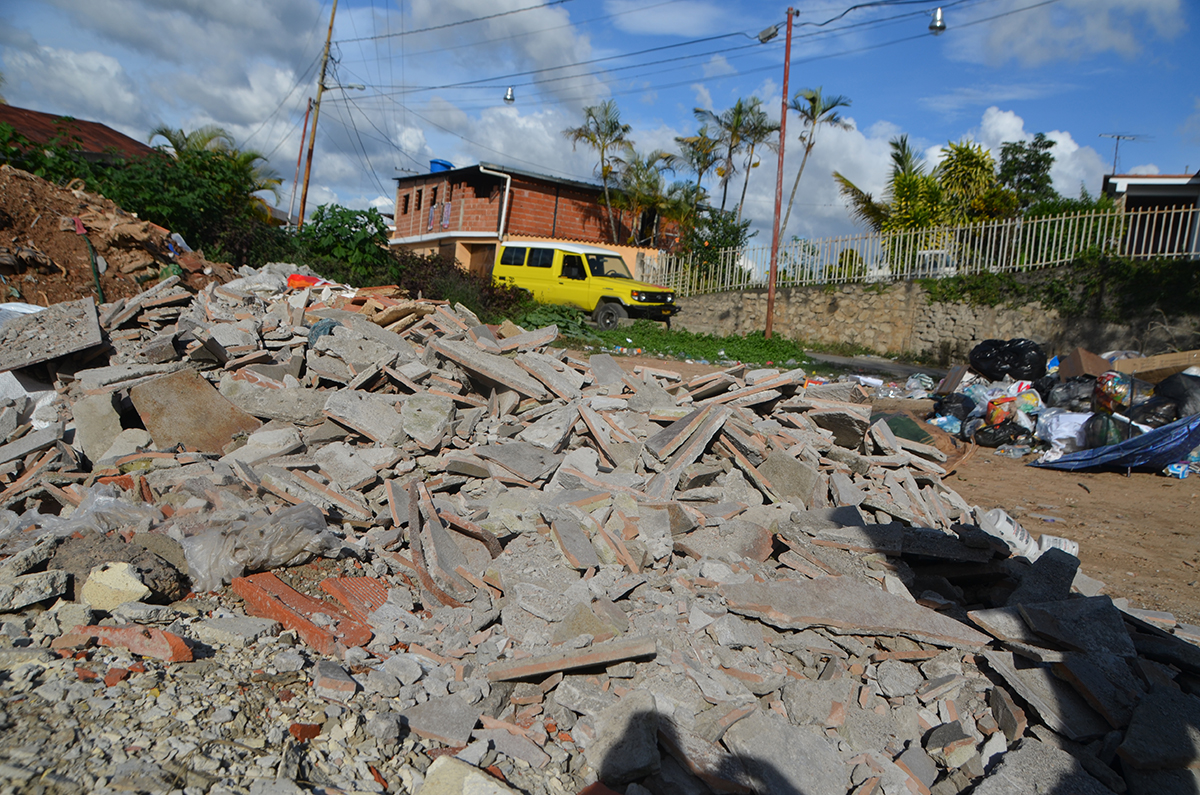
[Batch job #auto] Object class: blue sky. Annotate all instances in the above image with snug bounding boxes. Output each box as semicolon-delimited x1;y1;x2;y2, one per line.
2;0;1195;242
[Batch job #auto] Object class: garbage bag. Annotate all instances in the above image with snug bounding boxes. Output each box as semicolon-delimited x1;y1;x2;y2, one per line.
985;397;1017;426
934;393;976;422
969;338;1048;381
1083;412;1144;449
974;419;1031;448
1128;396;1179;429
29;484;163;538
1031;374;1059;402
1032;414;1200;472
180;502;342;592
1092;371;1154;414
1047;376;1096;412
1034;408;1091;454
1156;372;1200;418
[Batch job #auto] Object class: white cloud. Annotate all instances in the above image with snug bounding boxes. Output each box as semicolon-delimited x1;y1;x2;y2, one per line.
2;44;147;131
1128;164;1160;175
947;0;1185;67
919;83;1065;115
692;84;714;111
604;0;732;37
702;55;735;78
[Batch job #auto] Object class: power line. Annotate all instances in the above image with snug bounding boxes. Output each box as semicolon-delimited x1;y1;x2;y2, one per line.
334;0;575;44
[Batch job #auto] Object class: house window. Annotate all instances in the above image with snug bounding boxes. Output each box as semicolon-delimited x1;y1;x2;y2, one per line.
401;194;410;215
416;189;423;211
431;187;438;205
527;248;554;269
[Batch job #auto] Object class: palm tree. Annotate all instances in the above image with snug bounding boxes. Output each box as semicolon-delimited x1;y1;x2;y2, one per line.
694;97;762;214
834;135;934;232
563;100;632;245
780;87;851;238
148;124;235;154
937;139;997;222
731;99;779;223
669;126;720;208
611;144;674;246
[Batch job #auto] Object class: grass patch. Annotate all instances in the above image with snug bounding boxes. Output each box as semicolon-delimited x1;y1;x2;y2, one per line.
582;320;812;366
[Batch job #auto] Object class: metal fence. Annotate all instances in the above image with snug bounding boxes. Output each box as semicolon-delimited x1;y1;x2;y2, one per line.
641;205;1200;298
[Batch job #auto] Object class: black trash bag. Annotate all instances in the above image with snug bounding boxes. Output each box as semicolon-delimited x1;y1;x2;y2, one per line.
1047;375;1097;412
973;419;1031;448
1128;396;1180;428
1031;374;1058;402
1157;372;1200;418
935;393;976;422
968;338;1048;381
1083;413;1143;449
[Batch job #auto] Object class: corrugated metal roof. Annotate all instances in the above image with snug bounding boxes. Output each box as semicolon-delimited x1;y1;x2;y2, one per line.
0;105;157;160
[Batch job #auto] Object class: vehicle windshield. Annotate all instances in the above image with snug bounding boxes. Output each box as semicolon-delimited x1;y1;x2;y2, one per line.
586;254;632;279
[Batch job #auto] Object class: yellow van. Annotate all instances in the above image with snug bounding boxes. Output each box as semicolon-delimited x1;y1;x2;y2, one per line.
492;240;677;330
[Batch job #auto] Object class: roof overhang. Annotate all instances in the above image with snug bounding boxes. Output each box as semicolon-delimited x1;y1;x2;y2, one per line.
389;230;498;246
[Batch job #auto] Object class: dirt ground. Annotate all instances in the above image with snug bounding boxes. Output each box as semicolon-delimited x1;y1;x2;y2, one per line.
589;348;1200;625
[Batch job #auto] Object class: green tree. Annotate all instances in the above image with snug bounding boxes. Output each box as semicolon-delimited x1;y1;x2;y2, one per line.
610;144;674;247
938;140;998;222
781;87;852;238
678;205;755;280
998;133;1057;209
694;97;770;214
563;100;632;245
669;125;719;209
297;204;393;282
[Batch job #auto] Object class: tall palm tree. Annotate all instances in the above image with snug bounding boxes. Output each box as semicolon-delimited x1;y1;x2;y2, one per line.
611;144;674;246
694;98;759;214
150;124;281;216
563;100;632;245
834;135;932;232
669;125;720;208
731;98;779;223
780;87;852;238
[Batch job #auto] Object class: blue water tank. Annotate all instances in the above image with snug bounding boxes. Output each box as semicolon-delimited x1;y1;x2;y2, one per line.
429;159;454;173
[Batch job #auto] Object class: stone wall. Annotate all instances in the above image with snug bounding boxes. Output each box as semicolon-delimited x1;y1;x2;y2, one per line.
673;282;1199;361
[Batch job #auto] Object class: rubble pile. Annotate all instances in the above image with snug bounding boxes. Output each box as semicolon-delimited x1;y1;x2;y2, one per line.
0;165;233;307
0;271;1198;795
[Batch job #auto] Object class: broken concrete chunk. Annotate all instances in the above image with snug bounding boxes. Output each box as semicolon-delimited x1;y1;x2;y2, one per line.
756;451;819;506
0;570;69;611
584;688;660;784
722;708;847;795
420;756;518;794
0;298;102;373
71;392;123;463
401;392;455;450
130;368;261;453
1006;548;1080;606
1117;686;1200;771
323;390;405;445
486;636;657;681
1019;597;1136;658
398;693;481;747
972;739;1118;795
982;650;1110;742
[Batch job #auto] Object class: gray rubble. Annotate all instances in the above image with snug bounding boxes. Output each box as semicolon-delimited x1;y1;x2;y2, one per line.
0;270;1194;795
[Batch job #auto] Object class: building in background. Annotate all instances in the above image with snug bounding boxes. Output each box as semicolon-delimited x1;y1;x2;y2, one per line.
390;161;673;277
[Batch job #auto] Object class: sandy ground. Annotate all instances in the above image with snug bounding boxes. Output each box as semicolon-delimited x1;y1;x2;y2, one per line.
587;348;1200;625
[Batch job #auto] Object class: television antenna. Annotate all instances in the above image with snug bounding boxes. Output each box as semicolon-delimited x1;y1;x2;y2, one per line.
1099;133;1148;175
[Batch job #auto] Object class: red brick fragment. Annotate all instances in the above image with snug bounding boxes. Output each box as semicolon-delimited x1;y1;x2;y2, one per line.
129;661;146;673
75;667;98;681
71;625;192;662
232;572;371;658
320;576;389;624
279;689;295;703
104;667;129;687
289;723;321;742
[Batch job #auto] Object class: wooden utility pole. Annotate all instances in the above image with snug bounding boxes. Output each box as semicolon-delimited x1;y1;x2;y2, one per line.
765;9;795;340
298;0;338;229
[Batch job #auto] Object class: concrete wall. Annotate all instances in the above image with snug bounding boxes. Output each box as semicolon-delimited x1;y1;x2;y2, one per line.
673;282;1200;360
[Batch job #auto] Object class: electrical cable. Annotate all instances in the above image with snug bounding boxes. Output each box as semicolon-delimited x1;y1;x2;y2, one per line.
334;0;575;43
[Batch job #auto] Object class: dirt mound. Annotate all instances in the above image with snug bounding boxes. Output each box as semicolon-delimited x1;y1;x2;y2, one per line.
0;165;233;306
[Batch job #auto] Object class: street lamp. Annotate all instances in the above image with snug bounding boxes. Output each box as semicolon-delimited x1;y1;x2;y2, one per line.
503;86;516;104
929;7;946;35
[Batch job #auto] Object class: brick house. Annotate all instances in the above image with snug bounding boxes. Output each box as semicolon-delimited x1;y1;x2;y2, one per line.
390;161;673;277
0;104;156;162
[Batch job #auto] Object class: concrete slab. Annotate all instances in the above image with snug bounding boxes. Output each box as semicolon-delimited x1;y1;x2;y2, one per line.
323;390;405;446
399;693;481;747
0;298;101;373
722;708;847;795
982;650;1110;742
1019;597;1136;658
972;739;1118;795
130;368;261;453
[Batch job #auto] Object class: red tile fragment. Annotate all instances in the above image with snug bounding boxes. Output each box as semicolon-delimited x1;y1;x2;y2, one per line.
75;667;98;681
71;625;192;662
319;576;389;624
232;572;371;658
289;723;321;742
104;667;129;687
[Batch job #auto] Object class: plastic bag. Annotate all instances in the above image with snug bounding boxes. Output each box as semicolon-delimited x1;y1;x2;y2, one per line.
1092;371;1154;414
974;419;1031;448
1083;412;1144;449
927;415;962;435
1034;409;1091;454
969;338;1048;381
985;397;1017;426
180;502;342;592
1156;372;1200;418
1013;390;1043;415
1046;376;1096;412
935;393;976;422
32;484;163;538
1031;375;1058;402
1128;396;1180;429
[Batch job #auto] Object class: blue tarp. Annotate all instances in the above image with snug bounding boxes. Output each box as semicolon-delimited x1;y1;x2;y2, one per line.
1029;413;1200;471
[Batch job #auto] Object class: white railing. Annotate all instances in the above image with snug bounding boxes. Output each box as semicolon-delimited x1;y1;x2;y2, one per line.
642;206;1200;297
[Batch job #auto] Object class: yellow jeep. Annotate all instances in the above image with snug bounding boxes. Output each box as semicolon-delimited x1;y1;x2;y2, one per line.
492;240;677;330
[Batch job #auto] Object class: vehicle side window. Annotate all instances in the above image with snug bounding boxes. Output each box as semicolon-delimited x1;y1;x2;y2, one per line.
527;248;555;269
561;255;586;280
499;246;527;266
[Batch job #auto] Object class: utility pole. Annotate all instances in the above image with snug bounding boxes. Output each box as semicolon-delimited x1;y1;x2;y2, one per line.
1099;133;1145;175
765;9;796;340
288;98;313;225
298;0;338;229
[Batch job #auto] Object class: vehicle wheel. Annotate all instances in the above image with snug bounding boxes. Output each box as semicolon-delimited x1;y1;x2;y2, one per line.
594;303;627;330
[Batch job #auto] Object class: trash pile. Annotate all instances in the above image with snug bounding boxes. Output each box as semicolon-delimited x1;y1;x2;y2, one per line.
926;338;1200;474
0;165;233;307
0;275;1198;795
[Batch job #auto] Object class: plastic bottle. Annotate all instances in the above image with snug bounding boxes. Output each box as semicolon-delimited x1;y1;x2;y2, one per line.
977;507;1038;558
